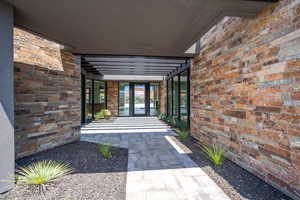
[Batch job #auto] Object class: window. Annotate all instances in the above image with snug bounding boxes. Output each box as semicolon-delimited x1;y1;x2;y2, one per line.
119;82;130;116
180;70;189;123
93;80;106;116
83;79;106;122
85;79;93;121
167;79;172;116
173;75;179;118
150;83;159;116
166;68;190;126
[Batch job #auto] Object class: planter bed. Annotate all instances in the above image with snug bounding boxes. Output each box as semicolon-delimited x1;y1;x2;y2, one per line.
171;136;294;200
0;141;128;200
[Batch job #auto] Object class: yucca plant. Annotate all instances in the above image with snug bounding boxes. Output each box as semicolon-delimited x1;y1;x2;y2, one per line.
202;144;226;166
15;160;73;185
177;129;189;141
99;144;112;159
13;160;73;195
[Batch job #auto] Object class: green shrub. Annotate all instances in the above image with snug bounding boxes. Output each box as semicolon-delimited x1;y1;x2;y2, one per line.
98;109;111;119
166;116;173;125
177;129;189;141
15;160;73;185
99;144;112;159
158;113;162;120
202;144;226;166
158;113;167;121
95;111;105;119
170;116;177;127
178;121;189;131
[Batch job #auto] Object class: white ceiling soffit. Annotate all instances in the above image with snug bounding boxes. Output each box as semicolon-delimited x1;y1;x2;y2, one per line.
7;0;277;57
102;75;164;81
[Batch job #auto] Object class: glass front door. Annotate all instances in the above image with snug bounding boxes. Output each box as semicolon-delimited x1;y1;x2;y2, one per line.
133;84;146;115
118;82;159;116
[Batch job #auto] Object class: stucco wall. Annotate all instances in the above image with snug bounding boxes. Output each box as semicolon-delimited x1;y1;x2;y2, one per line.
14;28;81;159
190;1;300;198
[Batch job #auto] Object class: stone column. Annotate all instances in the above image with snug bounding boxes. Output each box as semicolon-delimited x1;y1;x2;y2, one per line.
0;1;14;193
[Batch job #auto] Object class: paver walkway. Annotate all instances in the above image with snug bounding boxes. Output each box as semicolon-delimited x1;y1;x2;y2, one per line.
81;117;230;200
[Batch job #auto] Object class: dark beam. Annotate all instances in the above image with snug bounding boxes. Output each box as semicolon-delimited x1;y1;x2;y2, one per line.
89;62;181;67
94;66;178;70
101;72;169;75
84;56;187;64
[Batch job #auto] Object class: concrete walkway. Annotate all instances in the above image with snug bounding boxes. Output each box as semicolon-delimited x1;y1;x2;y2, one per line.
81;117;230;200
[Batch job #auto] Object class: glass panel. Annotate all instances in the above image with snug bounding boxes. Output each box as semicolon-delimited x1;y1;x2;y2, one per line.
150;83;159;116
173;76;179;117
180;70;188;123
134;84;146;115
119;82;130;116
85;79;93;121
93;81;106;116
167;79;172;116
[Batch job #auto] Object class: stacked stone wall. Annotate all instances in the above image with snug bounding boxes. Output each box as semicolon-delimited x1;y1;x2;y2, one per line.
14;28;81;158
191;1;300;198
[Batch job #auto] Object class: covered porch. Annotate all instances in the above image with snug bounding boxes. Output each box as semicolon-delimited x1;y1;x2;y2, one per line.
1;0;300;199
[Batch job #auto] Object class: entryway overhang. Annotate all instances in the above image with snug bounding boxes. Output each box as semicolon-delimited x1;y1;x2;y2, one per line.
6;0;277;57
81;55;189;78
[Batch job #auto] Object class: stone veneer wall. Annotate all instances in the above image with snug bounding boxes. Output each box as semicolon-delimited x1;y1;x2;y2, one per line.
159;80;167;114
191;0;300;198
107;80;119;117
14;28;81;159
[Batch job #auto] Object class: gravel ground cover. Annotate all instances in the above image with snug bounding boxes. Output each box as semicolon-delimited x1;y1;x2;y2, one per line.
0;141;128;200
171;136;294;200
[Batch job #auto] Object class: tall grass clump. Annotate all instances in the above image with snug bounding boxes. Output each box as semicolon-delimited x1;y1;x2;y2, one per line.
202;144;226;166
177;129;189;141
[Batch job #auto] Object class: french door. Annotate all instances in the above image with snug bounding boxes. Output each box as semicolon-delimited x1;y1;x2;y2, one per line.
119;82;159;116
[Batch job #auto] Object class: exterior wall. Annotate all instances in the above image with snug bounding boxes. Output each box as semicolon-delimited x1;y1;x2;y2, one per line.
0;1;14;193
191;1;300;198
14;28;81;159
107;80;119;116
160;80;167;114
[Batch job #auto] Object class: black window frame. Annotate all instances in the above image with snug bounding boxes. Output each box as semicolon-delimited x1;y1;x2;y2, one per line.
81;77;107;123
166;67;190;127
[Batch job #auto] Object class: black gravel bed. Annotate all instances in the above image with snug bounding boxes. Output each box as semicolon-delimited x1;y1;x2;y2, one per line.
0;141;128;200
171;136;294;200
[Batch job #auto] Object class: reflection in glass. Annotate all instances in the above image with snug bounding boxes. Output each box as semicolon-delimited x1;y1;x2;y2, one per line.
180;70;188;122
85;79;93;121
134;84;146;115
150;83;159;116
173;75;179;117
94;81;106;116
119;82;130;116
